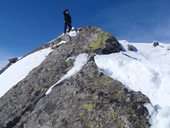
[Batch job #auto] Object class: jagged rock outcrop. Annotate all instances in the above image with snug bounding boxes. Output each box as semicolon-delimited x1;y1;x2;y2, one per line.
127;44;137;52
0;58;18;75
8;58;18;64
153;41;159;47
15;60;150;128
49;26;122;54
0;26;150;128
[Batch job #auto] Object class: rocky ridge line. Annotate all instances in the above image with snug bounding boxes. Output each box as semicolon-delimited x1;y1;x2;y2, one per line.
0;26;150;128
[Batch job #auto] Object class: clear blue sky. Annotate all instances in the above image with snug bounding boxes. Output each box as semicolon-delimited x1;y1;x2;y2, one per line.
0;0;170;58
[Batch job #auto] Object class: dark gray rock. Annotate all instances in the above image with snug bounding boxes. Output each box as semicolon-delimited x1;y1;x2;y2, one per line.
78;26;121;54
0;26;150;128
153;41;159;47
0;49;74;128
15;60;150;128
8;58;18;64
50;26;121;55
127;44;137;52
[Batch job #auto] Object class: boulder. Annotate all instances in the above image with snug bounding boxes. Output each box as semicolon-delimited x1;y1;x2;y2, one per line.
153;41;159;47
8;58;18;64
127;44;137;52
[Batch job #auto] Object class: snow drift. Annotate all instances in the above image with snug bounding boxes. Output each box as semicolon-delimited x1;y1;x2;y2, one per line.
95;40;170;128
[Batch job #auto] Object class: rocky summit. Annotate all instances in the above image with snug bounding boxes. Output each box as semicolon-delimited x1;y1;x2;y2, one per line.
0;26;150;128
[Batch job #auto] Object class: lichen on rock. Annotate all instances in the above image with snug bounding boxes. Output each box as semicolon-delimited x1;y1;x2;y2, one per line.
0;26;150;128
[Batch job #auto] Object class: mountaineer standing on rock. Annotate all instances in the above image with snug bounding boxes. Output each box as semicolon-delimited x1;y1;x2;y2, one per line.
63;9;72;34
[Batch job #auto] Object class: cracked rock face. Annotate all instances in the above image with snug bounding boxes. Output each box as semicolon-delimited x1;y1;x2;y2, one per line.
0;26;150;128
16;60;150;128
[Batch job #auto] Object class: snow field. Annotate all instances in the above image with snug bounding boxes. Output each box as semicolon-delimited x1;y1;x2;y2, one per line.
0;48;53;97
0;29;78;97
95;41;170;128
1;32;170;127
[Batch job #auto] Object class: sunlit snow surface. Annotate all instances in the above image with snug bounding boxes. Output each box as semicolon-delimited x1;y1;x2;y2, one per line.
0;30;77;98
1;31;170;128
0;48;53;97
95;40;170;128
68;30;78;37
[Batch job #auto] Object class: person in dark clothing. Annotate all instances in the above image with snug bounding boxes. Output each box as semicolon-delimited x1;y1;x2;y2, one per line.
63;9;72;34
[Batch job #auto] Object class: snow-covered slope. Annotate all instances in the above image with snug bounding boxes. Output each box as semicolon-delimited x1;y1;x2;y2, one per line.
0;30;78;98
95;40;170;128
0;47;53;97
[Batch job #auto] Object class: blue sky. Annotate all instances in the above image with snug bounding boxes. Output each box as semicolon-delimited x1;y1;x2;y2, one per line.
0;0;170;65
